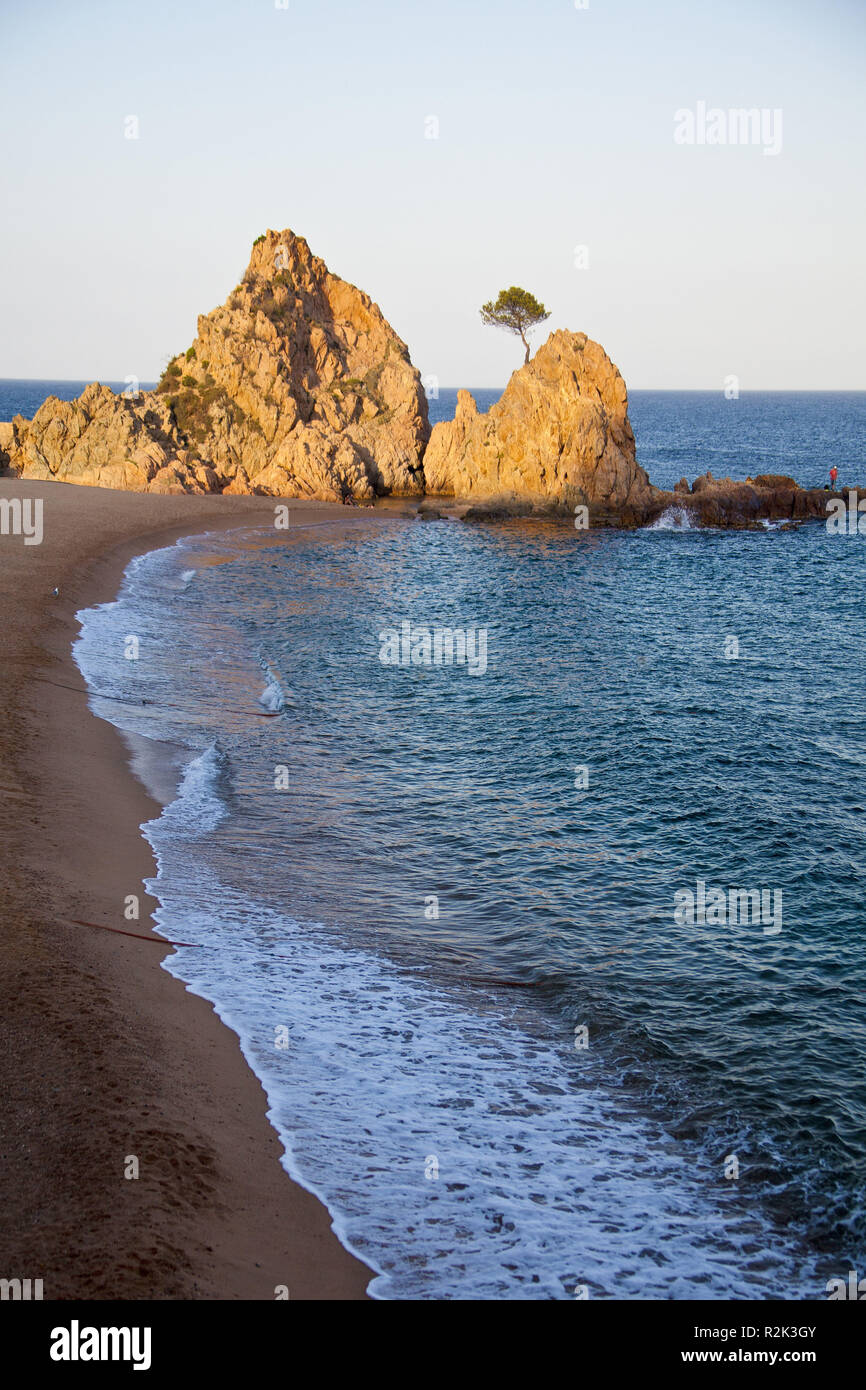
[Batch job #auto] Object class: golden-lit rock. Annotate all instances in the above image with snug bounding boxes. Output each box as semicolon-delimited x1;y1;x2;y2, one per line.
422;330;653;518
7;229;429;500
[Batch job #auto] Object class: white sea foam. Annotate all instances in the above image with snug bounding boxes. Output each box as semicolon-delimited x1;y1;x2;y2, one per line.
156;743;228;838
258;656;288;712
146;868;820;1300
74;529;827;1301
141;730;820;1300
259;680;286;713
650;506;696;530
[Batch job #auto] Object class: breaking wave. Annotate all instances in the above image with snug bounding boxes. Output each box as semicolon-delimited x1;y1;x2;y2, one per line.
649;505;696;530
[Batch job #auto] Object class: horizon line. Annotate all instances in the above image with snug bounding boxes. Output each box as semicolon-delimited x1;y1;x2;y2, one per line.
0;377;864;396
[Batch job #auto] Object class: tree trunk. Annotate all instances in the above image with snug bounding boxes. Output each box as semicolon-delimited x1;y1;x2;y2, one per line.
521;331;530;364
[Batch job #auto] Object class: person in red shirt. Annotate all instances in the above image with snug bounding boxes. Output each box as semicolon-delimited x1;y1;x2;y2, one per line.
830;466;839;489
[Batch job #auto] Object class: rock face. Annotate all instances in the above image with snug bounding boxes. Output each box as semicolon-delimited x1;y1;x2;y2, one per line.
6;238;851;528
6;384;216;494
422;330;654;521
7;229;429;500
667;473;839;528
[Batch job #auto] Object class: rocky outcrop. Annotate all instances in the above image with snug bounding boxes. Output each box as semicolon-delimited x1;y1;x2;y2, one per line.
5;233;856;527
0;421;13;474
662;471;841;528
422;330;655;522
425;357;852;529
5;384;217;494
7;229;429;500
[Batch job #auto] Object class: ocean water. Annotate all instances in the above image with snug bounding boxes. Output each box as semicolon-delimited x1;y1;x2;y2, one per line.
5;379;863;494
628;391;866;494
0;380;157;421
69;390;866;1299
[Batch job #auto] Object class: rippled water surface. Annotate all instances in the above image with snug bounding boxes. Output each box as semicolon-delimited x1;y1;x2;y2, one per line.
73;393;866;1298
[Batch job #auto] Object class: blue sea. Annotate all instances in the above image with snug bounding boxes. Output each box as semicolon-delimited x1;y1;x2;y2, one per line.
0;380;158;421
3;380;863;494
14;377;864;1299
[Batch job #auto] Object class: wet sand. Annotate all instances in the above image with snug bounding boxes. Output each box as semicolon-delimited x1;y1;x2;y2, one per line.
0;479;375;1299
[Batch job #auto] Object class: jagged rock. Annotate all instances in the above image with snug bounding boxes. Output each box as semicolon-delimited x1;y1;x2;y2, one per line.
7;229;429;500
753;473;799;489
691;471;714;493
0;421;13;470
422;330;654;520
7;384;195;493
657;476;840;529
6;231;858;530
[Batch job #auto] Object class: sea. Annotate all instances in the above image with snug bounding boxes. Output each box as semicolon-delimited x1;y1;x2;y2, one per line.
5;379;866;1299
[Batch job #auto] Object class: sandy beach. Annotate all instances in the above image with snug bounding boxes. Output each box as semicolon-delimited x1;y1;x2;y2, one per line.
0;478;374;1299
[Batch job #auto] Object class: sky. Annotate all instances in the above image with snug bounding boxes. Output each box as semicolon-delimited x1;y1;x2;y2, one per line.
0;0;864;389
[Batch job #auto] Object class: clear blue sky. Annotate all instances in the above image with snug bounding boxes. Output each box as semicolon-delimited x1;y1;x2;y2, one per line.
1;0;863;388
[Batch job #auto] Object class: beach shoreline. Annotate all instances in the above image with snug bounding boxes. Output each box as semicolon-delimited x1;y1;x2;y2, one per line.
0;479;381;1299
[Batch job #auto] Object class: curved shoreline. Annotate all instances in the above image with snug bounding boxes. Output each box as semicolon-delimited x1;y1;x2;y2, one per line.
0;479;377;1299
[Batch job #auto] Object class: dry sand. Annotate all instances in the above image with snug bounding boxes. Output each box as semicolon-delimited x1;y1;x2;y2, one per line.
0;479;377;1299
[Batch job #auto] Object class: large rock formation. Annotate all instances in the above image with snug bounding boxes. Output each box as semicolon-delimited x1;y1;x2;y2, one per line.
423;330;655;522
6;229;429;500
5;384;217;494
5;236;853;527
